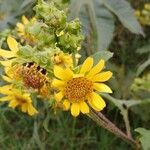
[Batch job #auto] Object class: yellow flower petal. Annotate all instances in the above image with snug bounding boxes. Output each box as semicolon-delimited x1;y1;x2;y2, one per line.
93;71;113;82
71;103;80;117
7;36;18;52
18;33;24;36
54;66;73;81
0;59;14;67
27;104;38;116
2;75;12;83
65;68;74;80
0;96;11;102
93;83;112;93
88;92;106;111
55;91;64;102
52;79;65;88
16;23;24;32
21;95;31;103
31;17;36;23
4;66;9;72
8;100;19;108
22;16;29;25
21;103;27;112
0;85;12;95
86;59;105;78
88;99;100;111
4;67;14;78
63;99;70;111
80;57;93;74
0;48;16;58
80;102;89;114
54;66;64;79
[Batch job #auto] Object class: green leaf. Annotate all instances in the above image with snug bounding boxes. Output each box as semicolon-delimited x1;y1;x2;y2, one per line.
18;45;35;59
92;51;113;64
0;0;35;31
43;112;51;132
136;43;150;76
20;0;36;9
131;103;150;122
136;44;150;54
136;58;150;76
135;128;150;150
93;0;115;51
69;0;85;19
69;0;115;51
102;0;144;36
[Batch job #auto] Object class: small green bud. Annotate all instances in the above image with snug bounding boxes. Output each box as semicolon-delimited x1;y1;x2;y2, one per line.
34;1;66;28
17;45;34;59
27;22;42;35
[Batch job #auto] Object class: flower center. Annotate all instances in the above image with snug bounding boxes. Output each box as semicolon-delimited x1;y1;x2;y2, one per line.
64;77;93;102
22;63;47;89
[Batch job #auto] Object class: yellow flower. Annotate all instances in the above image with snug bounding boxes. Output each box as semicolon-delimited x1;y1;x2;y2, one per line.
135;3;150;26
0;84;38;116
16;16;37;44
52;57;112;117
52;51;73;68
0;36;18;59
2;60;51;98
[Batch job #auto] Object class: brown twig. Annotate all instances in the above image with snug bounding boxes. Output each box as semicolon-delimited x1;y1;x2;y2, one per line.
88;108;141;149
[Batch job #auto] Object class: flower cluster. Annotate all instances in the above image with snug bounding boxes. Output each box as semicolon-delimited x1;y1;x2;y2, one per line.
16;16;37;45
0;0;112;117
135;3;150;26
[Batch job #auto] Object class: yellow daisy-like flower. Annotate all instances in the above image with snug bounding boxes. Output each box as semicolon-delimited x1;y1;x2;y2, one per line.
0;36;18;59
52;57;112;117
0;84;38;116
16;16;37;44
1;60;51;98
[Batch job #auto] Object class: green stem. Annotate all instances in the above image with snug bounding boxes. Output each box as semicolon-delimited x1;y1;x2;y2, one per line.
122;109;132;138
70;118;76;149
33;121;45;150
72;52;76;67
100;93;150;138
32;94;45;150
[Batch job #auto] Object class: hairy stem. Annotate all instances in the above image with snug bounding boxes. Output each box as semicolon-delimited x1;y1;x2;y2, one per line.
88;108;141;149
32;94;45;150
33;120;45;150
72;52;76;67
